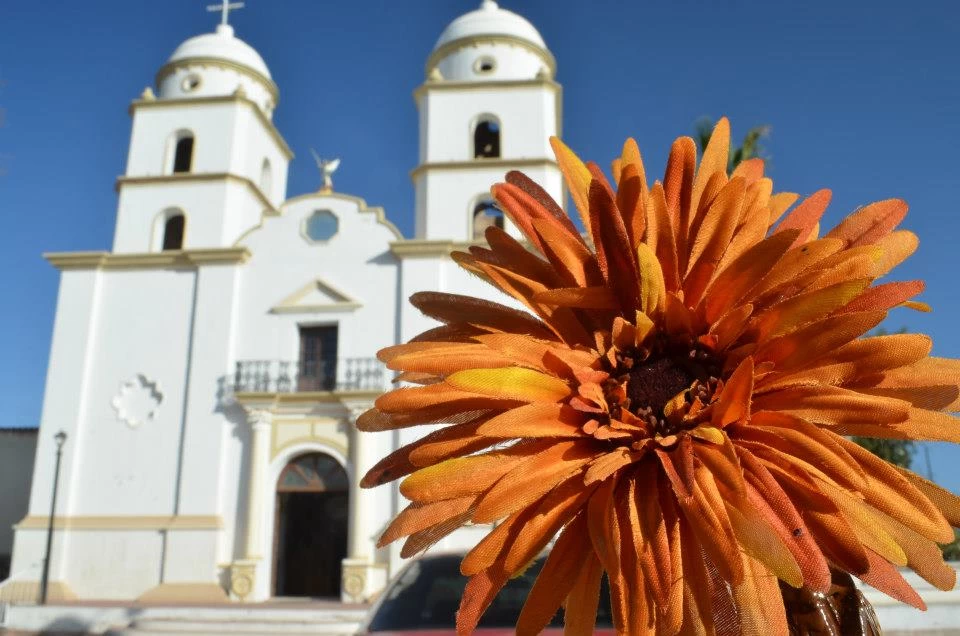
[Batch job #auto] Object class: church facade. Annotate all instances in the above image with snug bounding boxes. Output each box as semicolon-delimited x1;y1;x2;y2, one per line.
5;1;564;603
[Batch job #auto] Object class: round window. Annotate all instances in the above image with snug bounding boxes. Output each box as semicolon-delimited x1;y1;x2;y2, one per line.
474;56;496;74
304;210;339;242
181;74;201;92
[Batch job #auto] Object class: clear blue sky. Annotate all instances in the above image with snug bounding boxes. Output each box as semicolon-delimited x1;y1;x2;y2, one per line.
2;1;959;486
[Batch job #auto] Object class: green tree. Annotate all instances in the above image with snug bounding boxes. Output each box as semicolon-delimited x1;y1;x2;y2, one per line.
694;117;771;173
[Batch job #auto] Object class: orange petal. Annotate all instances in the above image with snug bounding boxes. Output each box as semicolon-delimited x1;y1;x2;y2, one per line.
516;514;592;636
773;189;832;248
471;440;601;523
712;356;754;427
703;229;799;324
550;136;593;235
475;402;586;438
825;198;908;248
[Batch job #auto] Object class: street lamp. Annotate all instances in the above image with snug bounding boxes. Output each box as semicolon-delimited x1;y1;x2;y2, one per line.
39;430;67;605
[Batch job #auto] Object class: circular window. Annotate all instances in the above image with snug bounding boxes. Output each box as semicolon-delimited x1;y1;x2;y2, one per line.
304;210;339;242
181;74;201;92
474;56;496;74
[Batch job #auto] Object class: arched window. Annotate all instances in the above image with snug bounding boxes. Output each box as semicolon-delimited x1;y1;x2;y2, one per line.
259;158;273;198
162;214;185;250
172;134;194;173
473;116;500;159
472;200;504;239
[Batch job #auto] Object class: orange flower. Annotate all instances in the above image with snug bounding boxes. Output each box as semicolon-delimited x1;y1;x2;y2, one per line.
359;118;960;635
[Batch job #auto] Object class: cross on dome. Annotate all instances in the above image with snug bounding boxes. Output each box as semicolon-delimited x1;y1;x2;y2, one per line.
207;0;245;26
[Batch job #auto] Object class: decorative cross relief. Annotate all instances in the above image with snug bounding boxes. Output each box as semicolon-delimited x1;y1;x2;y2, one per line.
111;374;163;429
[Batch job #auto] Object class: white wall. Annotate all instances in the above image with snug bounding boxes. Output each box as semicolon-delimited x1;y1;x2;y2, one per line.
114;99;290;253
235;193;402;364
419;84;558;162
434;42;549;82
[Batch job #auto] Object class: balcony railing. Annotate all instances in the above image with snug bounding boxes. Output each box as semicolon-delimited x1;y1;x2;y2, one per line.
233;358;387;393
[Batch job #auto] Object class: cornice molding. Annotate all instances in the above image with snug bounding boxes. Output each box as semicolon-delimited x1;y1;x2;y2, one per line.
425;35;556;79
389;239;486;258
155;57;280;105
410;157;558;181
45;247;251;271
130;94;293;160
116;171;280;215
414;76;561;100
15;514;223;531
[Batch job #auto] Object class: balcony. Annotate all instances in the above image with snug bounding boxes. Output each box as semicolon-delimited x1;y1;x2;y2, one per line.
233;358;387;394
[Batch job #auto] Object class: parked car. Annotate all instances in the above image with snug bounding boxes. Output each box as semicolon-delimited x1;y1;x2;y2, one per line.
358;552;616;635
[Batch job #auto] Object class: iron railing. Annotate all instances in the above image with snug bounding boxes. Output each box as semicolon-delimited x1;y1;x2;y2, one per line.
233;358;386;393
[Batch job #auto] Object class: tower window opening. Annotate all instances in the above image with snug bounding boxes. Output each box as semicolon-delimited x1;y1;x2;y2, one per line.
162;214;185;250
473;118;500;159
173;136;194;173
260;158;273;199
474;56;496;74
473;200;504;239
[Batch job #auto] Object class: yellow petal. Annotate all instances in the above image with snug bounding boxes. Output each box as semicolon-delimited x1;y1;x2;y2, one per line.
446;367;572;403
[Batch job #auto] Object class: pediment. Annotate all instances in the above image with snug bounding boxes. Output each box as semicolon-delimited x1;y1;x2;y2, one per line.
269;277;361;313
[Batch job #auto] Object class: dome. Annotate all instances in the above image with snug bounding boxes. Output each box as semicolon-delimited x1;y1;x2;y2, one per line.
168;24;271;80
434;1;547;52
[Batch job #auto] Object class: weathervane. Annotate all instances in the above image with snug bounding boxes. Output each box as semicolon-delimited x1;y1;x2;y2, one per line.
310;149;341;193
207;0;245;26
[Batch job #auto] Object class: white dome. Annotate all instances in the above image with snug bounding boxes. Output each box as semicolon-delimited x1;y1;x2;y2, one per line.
168;24;271;80
434;1;547;52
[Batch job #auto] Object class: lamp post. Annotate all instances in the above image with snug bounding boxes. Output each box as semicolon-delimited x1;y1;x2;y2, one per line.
39;430;66;605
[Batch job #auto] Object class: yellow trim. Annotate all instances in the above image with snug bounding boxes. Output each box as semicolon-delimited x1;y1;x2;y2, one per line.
138;582;230;604
283;191;403;239
389;238;487;258
410;157;558;181
0;580;77;603
270;276;362;314
45;248;250;271
130;94;293;160
414;76;560;99
116;172;280;216
155;57;280;106
425;35;556;79
14;514;223;530
233;390;383;409
234;191;404;247
271;419;348;461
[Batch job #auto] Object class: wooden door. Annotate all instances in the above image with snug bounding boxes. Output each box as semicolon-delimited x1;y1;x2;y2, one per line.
298;325;338;391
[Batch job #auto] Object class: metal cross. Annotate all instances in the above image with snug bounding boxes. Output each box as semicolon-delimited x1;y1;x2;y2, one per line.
207;0;245;26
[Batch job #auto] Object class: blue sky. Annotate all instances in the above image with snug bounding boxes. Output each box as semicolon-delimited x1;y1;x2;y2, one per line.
2;1;959;486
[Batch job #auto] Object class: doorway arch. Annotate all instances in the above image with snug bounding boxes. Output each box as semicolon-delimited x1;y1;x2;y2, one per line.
272;452;348;598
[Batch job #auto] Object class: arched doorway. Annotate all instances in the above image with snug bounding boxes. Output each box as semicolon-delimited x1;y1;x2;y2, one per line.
272;452;348;598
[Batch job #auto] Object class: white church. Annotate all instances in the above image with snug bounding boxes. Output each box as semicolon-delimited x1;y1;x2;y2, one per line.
3;1;564;604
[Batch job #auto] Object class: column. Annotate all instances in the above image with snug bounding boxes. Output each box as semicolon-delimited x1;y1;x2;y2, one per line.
229;408;272;602
244;409;273;559
341;405;387;602
347;406;370;562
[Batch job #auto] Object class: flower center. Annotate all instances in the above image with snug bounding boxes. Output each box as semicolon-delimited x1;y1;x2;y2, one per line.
606;343;722;435
625;357;694;418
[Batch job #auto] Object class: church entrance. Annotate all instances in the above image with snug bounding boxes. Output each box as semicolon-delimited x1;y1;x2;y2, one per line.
273;453;348;598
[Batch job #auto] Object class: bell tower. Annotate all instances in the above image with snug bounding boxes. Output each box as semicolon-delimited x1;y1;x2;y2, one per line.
113;5;292;254
413;0;563;241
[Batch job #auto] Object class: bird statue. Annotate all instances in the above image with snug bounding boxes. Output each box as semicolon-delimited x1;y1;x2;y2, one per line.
310;148;340;193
